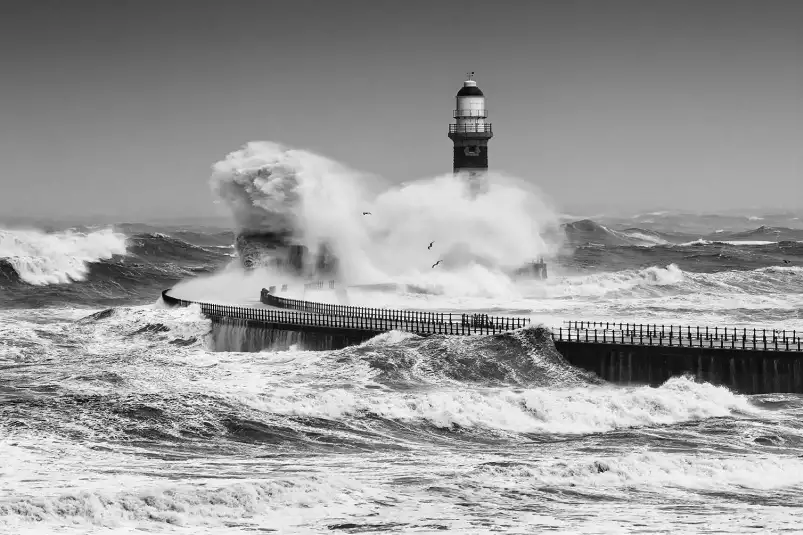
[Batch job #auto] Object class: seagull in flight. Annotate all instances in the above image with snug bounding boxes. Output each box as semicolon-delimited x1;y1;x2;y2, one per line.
783;259;791;264
362;211;372;216
431;260;442;269
428;241;434;250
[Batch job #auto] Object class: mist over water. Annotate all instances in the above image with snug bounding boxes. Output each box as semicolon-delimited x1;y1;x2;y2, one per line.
1;141;803;532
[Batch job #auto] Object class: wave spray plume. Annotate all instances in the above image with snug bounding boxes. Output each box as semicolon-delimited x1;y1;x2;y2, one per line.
210;141;561;295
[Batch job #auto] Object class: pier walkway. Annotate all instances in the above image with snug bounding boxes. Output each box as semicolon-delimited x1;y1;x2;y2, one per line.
557;320;802;352
162;289;802;353
161;288;803;393
162;290;529;337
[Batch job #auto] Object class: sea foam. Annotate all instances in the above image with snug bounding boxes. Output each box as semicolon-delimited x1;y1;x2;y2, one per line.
0;227;127;285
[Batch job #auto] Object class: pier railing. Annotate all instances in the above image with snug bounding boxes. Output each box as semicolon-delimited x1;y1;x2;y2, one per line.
261;289;531;330
162;290;525;336
448;124;493;135
162;290;800;352
558;321;802;352
303;280;337;290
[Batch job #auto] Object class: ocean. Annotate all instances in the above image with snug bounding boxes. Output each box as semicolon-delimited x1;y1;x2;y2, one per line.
1;210;803;534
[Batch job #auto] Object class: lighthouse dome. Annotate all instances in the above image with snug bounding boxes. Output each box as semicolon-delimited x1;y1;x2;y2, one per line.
456;80;484;97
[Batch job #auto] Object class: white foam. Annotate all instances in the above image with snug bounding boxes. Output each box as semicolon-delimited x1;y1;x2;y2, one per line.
0;227;127;285
620;231;669;245
531;264;685;298
208;141;563;297
478;450;803;490
2;303;801;534
0;436;376;532
230;376;754;435
678;239;778;246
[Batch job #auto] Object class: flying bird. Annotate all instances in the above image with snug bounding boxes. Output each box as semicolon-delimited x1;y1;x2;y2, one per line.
783;259;791;264
428;241;434;250
431;260;442;269
362;212;371;216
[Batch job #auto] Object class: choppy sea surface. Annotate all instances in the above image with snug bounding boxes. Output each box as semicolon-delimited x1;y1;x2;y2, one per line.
2;211;803;533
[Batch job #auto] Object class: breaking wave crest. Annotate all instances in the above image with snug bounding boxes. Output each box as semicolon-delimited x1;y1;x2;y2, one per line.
0;229;234;308
0;227;127;285
230;375;752;435
347;326;595;387
1;305;756;443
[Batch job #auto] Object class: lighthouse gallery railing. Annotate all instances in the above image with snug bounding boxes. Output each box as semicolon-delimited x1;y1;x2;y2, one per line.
448;124;493;134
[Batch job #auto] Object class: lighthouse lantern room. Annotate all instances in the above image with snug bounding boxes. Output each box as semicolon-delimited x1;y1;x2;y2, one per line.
448;72;493;173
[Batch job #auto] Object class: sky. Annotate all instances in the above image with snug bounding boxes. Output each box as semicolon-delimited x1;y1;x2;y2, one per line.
1;0;801;222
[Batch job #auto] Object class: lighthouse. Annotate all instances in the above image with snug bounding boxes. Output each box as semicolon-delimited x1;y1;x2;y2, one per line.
448;72;493;180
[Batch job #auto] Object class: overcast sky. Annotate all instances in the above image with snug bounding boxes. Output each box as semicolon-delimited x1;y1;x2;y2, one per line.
1;0;800;221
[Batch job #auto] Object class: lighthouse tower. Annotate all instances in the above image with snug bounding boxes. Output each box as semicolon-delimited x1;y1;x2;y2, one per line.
448;72;493;178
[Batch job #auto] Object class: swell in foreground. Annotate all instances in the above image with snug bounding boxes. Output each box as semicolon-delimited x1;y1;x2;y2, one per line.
2;304;803;533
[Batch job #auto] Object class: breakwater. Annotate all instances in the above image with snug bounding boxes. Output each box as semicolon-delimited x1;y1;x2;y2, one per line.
260;288;531;331
162;289;530;352
554;322;802;394
161;289;803;393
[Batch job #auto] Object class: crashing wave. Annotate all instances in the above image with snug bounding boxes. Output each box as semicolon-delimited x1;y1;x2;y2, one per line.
210;142;364;278
209;141;561;287
0;227;127;285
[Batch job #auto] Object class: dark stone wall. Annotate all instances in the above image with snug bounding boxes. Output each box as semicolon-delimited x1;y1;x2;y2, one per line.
234;233;339;277
555;341;803;394
452;140;489;170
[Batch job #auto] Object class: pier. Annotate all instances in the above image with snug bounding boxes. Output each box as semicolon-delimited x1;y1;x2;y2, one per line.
161;289;803;394
553;321;802;394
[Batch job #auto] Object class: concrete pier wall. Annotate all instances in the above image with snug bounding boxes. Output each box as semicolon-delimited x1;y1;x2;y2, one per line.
205;316;803;394
556;341;803;394
162;289;803;394
210;318;376;352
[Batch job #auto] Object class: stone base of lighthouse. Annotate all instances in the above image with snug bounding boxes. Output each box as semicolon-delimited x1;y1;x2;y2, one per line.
451;138;491;195
452;139;489;170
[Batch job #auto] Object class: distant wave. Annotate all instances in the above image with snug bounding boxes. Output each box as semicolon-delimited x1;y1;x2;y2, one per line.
0;229;233;308
126;232;232;263
530;264;803;300
563;219;680;247
0;228;127;285
677;239;788;247
725;225;803;241
535;264;685;298
563;219;803;248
